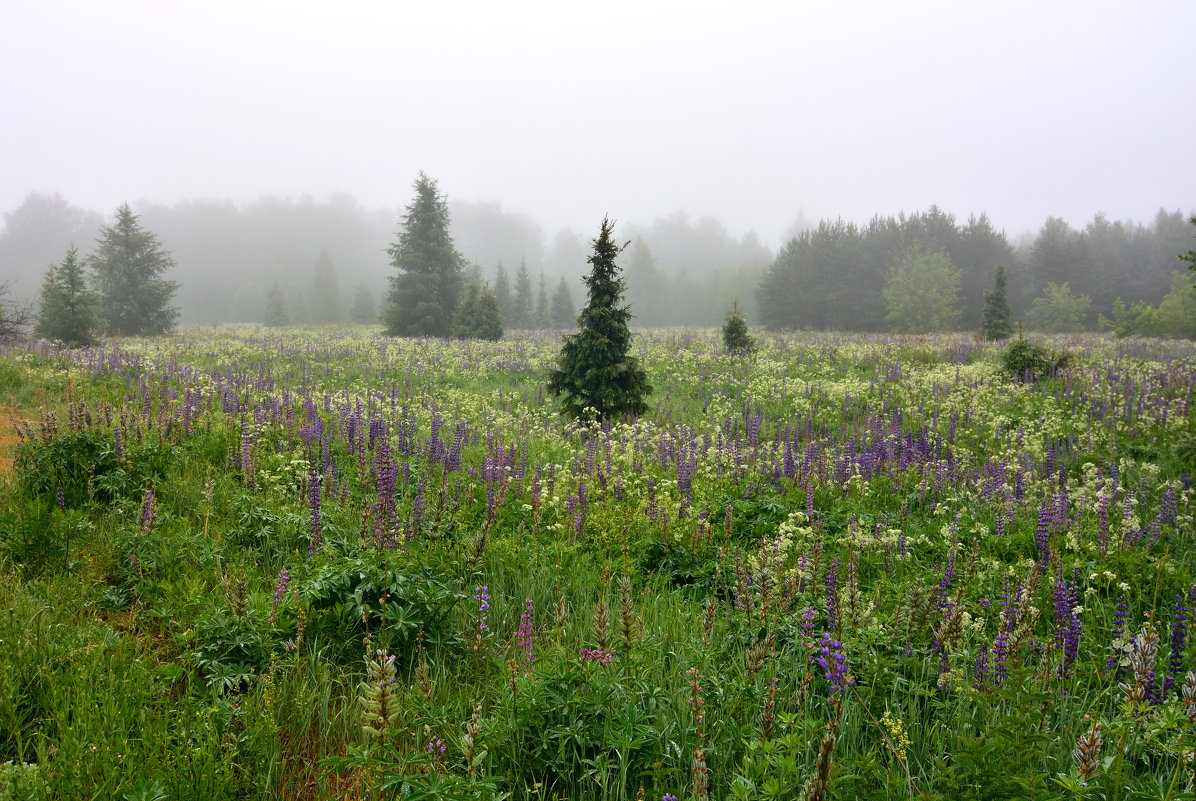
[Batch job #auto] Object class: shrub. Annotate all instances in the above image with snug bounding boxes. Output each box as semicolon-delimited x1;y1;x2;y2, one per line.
1000;333;1071;381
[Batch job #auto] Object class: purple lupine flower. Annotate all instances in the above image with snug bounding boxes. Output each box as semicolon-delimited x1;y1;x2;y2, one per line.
800;606;816;650
1035;502;1052;570
993;633;1009;685
56;485;65;511
974;641;990;690
825;558;841;632
516;599;535;674
1166;594;1188;697
308;464;323;556
1107;596;1130;675
474;586;491;632
815;632;854;699
663;795;679;801
140;488;155;535
580;648;614;663
270;568;291;623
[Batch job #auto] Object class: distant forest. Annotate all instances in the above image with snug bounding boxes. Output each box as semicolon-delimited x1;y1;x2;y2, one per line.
1;192;1192;332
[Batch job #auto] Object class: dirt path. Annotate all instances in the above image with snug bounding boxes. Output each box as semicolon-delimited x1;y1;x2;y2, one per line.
0;405;27;475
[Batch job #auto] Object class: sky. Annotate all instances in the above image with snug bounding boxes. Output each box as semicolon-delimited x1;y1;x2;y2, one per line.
2;0;1193;246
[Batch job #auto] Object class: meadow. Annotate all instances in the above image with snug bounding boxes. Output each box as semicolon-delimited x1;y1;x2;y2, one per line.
0;326;1193;801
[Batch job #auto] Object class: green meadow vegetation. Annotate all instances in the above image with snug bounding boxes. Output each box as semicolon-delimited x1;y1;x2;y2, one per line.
0;326;1193;800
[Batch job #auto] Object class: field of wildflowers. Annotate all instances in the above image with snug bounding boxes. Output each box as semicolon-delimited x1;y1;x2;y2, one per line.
0;327;1193;800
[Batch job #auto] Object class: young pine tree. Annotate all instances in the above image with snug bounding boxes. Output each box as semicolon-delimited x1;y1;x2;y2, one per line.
980;264;1013;340
37;246;100;346
547;217;651;421
535;270;549;329
452;280;503;341
721;298;755;354
493;263;512;324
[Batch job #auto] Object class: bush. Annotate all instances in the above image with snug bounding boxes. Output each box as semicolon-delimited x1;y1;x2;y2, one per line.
1000;334;1071;381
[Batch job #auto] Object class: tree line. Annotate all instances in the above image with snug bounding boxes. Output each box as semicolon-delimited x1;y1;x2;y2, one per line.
757;207;1194;336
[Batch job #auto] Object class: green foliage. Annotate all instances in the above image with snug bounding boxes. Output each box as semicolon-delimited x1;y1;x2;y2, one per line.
1179;214;1196;274
883;247;962;333
383;174;465;338
452;281;504;341
550;277;574;328
721;298;755;353
263;281;289;327
548;218;651;421
0;761;49;801
1000;331;1072;381
1024;281;1092;332
979;264;1013;340
512;260;533;329
88;204;179;336
308;250;346;324
298;550;465;655
36;247;100;347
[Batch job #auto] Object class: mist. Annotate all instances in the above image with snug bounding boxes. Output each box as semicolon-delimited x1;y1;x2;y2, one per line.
1;1;1194;328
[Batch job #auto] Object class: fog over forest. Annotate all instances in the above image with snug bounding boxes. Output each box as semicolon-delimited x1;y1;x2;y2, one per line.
1;1;1194;330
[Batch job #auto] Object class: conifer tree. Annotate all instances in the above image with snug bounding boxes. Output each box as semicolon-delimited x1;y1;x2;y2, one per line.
980;264;1013;340
452;279;503;341
548;217;651;421
350;283;377;324
721;298;755;354
535;270;549;329
88;203;179;336
512;259;533;328
551;277;575;328
493;263;512;323
264;281;289;327
383;174;464;337
37;246;100;346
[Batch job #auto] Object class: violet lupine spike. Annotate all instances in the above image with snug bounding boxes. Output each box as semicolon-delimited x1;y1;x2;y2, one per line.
270;568;291;623
474;586;490;632
974;641;990;690
308;465;323;556
993;633;1009;685
1166;594;1188;697
1035;502;1052;570
824;558;841;632
815;632;854;700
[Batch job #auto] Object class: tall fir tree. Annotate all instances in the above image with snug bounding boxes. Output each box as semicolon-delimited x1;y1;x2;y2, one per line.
493;262;512;323
548;217;651;421
534;270;549;329
383;174;464;337
264;280;289;327
980;264;1013;340
37;246;100;346
512;259;533;328
551;277;575;328
88;203;179;336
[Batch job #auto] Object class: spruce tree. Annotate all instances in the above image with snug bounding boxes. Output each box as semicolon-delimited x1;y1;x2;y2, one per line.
264;281;289;327
980;264;1013;340
88;204;179;336
37;246;100;346
547;217;651;421
493;263;512;323
535;270;549;329
551;277;574;328
721;298;755;354
512;259;532;328
383;174;464;338
451;280;503;341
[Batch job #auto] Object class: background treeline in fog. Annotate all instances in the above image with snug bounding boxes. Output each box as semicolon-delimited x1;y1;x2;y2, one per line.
758;207;1194;333
1;192;1191;332
0;193;771;327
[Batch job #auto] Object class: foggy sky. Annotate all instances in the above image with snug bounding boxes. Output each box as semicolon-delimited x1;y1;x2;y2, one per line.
2;0;1193;246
